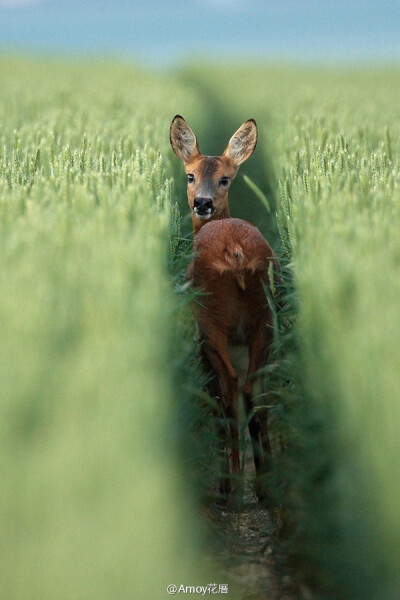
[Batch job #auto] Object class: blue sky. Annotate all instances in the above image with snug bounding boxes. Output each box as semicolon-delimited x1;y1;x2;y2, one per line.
0;0;399;65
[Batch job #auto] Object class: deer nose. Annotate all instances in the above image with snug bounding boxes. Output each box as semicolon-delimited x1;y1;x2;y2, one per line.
193;197;213;213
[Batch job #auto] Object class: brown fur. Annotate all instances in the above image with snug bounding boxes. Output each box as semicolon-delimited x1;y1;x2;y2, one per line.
170;115;279;503
170;115;258;236
193;219;274;291
192;218;279;500
185;154;236;235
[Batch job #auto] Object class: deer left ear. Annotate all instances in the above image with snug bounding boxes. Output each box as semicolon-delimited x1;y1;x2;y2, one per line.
170;115;201;163
223;119;258;167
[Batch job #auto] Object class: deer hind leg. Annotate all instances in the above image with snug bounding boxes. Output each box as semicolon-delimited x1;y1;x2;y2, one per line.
201;333;241;501
200;348;231;498
243;325;273;502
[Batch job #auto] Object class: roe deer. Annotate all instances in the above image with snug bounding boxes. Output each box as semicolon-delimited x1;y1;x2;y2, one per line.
170;115;280;504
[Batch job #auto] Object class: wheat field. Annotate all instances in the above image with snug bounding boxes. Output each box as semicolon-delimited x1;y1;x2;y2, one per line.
1;58;400;599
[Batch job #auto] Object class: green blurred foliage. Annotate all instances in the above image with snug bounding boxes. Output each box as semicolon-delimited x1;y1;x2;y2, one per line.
189;63;400;598
2;56;400;600
0;57;220;600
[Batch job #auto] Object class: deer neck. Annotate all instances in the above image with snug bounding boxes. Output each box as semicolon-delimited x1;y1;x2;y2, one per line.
192;206;231;236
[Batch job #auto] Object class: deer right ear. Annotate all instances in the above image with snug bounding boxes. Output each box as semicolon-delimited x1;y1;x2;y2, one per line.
170;115;201;163
223;119;258;167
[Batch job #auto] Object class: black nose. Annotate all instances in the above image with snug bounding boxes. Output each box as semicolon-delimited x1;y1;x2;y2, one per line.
194;197;213;213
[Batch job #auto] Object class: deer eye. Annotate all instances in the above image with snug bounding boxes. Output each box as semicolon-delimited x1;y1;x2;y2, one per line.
187;174;195;183
220;176;229;186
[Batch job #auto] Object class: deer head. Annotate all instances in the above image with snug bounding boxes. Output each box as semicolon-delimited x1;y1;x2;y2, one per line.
170;115;258;234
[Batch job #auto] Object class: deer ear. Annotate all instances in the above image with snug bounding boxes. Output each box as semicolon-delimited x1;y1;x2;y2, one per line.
170;115;201;163
223;119;258;167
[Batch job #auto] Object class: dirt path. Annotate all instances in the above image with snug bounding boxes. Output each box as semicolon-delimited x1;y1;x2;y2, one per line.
205;455;297;600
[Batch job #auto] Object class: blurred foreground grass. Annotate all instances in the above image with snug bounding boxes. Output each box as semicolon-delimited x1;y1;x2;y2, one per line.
0;58;213;599
188;64;400;598
1;57;400;600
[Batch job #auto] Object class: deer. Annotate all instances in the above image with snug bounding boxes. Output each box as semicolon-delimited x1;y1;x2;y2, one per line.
170;115;280;505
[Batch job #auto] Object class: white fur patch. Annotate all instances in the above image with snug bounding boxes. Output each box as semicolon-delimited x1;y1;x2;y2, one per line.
194;210;212;220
